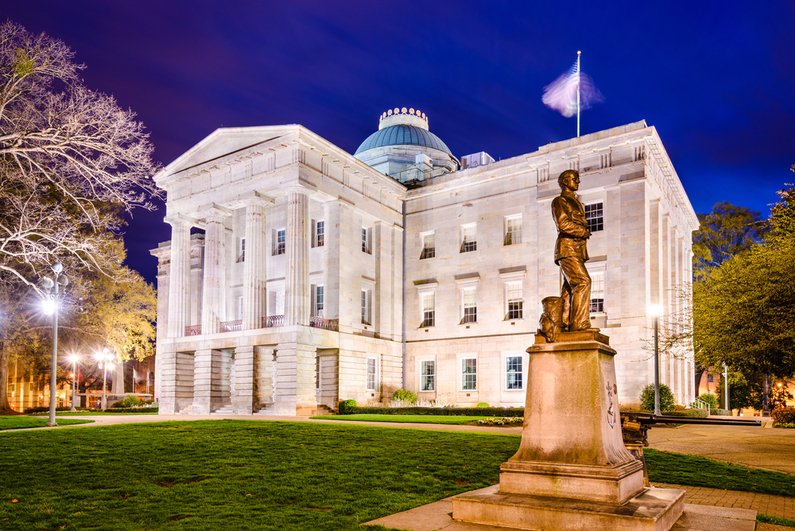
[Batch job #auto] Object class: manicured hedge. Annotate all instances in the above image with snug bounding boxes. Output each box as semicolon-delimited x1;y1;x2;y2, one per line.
103;407;159;413
337;405;524;417
25;407;91;413
772;406;795;424
711;408;732;416
659;409;709;418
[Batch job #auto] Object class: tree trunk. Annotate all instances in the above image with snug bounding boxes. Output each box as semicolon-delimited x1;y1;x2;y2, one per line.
0;342;12;412
694;367;705;398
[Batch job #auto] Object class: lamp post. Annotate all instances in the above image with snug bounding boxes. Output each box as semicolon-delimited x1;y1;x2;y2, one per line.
69;354;78;411
649;304;663;416
723;363;729;411
96;348;114;410
41;262;68;427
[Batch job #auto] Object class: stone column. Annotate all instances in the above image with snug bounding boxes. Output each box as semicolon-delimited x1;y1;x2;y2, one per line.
256;347;275;410
273;342;317;415
192;349;214;414
284;187;310;326
158;351;177;414
201;208;230;334
232;346;255;414
243;196;269;330
165;216;192;338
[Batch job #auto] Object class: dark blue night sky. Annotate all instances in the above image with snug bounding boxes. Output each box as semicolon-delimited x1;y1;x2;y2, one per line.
6;1;794;284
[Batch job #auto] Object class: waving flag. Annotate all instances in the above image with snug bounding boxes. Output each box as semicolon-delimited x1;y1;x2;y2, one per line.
542;51;604;136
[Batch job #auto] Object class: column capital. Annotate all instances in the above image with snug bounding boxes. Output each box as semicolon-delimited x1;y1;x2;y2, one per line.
240;191;274;207
163;213;195;228
285;184;311;196
198;204;232;224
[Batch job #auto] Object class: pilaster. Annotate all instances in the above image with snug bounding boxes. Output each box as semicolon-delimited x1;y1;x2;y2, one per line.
233;345;255;414
256;347;275;409
192;349;213;414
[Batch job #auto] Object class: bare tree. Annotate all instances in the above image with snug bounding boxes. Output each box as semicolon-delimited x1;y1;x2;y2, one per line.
0;22;161;411
0;21;161;289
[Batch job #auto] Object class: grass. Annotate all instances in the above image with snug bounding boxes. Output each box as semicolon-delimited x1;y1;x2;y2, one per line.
0;420;793;530
30;411;159;416
0;416;94;430
644;448;795;496
310;414;496;425
758;514;795;528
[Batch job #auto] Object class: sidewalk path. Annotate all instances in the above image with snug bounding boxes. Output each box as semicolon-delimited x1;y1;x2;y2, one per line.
647;422;795;475
651;482;795;520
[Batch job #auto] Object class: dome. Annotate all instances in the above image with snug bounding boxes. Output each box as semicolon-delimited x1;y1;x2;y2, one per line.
354;124;453;156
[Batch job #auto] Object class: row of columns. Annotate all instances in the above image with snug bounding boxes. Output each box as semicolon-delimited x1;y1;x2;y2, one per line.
164;188;313;338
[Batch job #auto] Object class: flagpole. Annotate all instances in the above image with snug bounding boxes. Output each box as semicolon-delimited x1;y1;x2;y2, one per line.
576;50;581;138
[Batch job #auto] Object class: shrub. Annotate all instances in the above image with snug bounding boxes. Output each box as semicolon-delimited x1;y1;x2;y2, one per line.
662;408;708;418
697;393;719;409
122;395;143;407
110;400;126;409
712;408;732;416
772;406;795;424
336;405;524;417
476;402;490;408
391;389;417;405
477;417;523;426
338;399;357;414
640;383;675;413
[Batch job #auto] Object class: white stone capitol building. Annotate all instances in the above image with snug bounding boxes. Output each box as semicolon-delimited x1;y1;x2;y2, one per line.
151;109;697;415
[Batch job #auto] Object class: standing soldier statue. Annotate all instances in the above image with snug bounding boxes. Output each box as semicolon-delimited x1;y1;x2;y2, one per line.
551;169;594;333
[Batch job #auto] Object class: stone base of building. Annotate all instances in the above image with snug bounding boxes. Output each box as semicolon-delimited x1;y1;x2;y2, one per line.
451;484;684;531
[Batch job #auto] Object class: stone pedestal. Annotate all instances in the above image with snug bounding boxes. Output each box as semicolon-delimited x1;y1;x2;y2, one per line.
451;331;684;530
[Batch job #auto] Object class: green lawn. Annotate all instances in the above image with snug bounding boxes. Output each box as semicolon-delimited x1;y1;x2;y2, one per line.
0;416;94;430
310;414;497;425
31;411;159;416
0;420;792;530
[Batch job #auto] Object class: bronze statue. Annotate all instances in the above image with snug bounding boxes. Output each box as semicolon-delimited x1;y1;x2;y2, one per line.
549;169;594;334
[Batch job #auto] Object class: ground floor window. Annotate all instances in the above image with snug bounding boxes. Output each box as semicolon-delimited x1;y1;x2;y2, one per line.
461;358;477;390
366;358;377;391
506;356;523;390
421;360;435;391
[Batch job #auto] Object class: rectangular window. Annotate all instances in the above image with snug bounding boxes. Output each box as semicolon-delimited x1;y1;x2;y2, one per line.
462;358;477;390
366;358;377;391
238;237;246;262
315;285;324;317
507;282;523;320
362;227;371;254
506;356;523;390
361;289;371;324
585;203;604;233
505;216;522;245
275;229;286;255
316;356;321;390
238;296;244;320
462;288;477;323
420;232;435;259
421;293;435;327
590;270;605;313
315;220;325;248
421;360;435;391
460;224;477;253
707;374;714;383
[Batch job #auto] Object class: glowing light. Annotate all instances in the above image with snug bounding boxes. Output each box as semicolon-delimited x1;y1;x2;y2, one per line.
649;304;663;317
42;299;56;316
542;60;604;118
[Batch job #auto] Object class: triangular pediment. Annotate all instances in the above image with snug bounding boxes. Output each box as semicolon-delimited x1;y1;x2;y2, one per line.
156;125;300;180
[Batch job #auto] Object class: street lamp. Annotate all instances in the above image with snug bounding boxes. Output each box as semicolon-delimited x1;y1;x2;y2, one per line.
723;363;729;411
69;354;79;411
41;262;68;427
95;348;114;410
649;304;663;416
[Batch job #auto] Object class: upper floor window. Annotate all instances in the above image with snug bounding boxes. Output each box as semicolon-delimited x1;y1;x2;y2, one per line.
585;203;604;233
421;293;435;328
314;285;324;317
505;215;522;245
506;282;523;320
315;220;325;248
462;288;477;324
590;270;605;313
361;289;371;325
238;237;246;262
274;229;286;255
362;227;371;254
461;223;477;253
420;232;435;259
